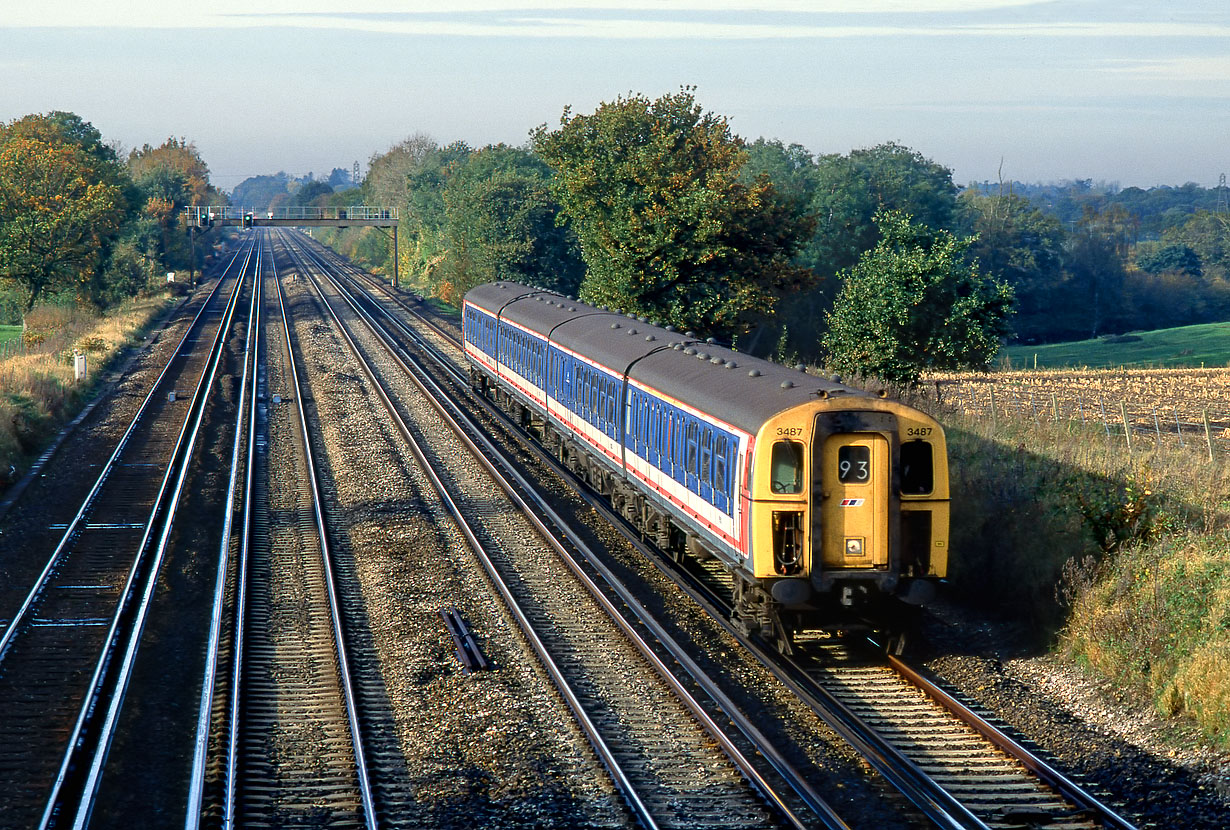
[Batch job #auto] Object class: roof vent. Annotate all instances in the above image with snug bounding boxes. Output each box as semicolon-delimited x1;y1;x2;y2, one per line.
711;357;723;365
795;363;807;372
781;381;795;389
611;322;621;329
697;352;709;361
627;328;637;335
725;361;737;369
665;325;676;332
706;337;715;344
684;347;697;355
748;369;761;377
645;335;656;342
685;331;695;338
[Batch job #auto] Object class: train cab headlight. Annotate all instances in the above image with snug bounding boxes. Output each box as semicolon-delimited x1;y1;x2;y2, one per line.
844;538;864;557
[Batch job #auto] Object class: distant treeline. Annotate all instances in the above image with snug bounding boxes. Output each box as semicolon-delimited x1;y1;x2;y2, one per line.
273;107;1230;361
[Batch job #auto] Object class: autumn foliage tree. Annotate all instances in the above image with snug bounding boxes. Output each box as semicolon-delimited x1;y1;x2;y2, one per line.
0;112;127;311
533;88;814;338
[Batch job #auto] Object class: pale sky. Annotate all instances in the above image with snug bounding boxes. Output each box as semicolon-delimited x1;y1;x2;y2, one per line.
4;1;1228;193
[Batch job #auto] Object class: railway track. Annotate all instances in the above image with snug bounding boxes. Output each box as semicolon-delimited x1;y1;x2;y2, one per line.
181;232;382;828
301;233;1141;830
0;223;1145;827
0;237;255;828
278;229;845;829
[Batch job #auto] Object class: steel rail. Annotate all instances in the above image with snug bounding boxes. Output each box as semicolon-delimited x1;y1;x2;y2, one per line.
269;231;380;830
39;236;252;829
889;655;1139;830
282;230;843;830
67;231;254;830
222;236;265;828
184;233;263;830
323;235;1139;830
0;238;254;664
276;230;661;830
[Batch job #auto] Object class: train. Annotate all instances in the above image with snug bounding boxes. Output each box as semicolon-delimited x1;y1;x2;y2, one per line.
462;281;950;653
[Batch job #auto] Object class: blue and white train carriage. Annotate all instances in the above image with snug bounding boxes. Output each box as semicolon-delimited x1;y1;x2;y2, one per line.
463;281;950;650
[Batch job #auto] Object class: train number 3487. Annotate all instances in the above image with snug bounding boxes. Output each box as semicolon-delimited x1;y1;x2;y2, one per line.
906;427;933;437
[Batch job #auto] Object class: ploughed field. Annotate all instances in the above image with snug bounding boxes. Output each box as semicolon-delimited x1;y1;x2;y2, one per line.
928;366;1230;452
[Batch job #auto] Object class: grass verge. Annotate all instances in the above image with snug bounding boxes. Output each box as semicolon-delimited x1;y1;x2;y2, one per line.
911;392;1230;746
0;292;176;487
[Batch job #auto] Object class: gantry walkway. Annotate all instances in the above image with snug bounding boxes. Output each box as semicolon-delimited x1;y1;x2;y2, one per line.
186;206;398;228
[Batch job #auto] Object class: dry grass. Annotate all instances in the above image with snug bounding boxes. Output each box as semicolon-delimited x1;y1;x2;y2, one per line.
930;367;1230;457
0;292;174;485
1062;531;1230;745
904;377;1230;746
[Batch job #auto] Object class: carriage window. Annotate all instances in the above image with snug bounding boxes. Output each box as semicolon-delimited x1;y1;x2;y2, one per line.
685;422;699;474
770;441;804;494
837;445;871;484
700;427;713;481
900;440;934;495
715;436;728;496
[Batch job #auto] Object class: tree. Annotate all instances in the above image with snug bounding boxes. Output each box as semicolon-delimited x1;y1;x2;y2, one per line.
440;145;584;299
532;88;814;338
0;113;127;311
1136;244;1203;277
765;142;959;361
822;210;1014;385
957;188;1065;342
1063;205;1130;338
128;137;220;207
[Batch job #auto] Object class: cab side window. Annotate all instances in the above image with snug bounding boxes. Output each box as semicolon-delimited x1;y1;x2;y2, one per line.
900;440;934;495
770;441;804;494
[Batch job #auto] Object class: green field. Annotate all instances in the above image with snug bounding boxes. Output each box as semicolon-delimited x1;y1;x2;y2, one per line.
1000;320;1230;370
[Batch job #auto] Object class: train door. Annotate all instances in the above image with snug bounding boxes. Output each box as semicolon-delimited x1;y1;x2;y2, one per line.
819;434;890;569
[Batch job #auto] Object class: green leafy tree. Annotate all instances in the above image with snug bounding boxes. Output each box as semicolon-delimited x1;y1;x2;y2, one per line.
1062;205;1131;338
441;145;584;298
532;88;814;337
957;188;1065;342
0;113;127;311
771;142;958;361
822;210;1014;385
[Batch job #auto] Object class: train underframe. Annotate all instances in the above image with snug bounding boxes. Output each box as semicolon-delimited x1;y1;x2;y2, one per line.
477;373;914;655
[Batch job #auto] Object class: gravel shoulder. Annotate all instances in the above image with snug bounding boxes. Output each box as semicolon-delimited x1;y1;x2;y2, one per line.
921;600;1230;829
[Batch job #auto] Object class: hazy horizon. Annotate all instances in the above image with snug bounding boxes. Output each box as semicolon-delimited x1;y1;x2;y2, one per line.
4;1;1227;192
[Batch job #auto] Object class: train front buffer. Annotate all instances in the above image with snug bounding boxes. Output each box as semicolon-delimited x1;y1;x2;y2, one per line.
747;399;949;615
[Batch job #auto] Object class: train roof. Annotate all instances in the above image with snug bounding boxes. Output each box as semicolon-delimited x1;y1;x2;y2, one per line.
465;282;878;436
